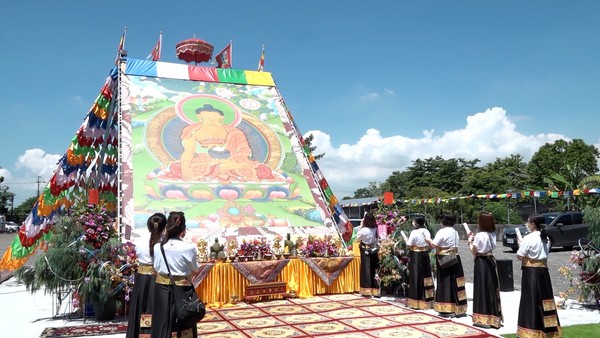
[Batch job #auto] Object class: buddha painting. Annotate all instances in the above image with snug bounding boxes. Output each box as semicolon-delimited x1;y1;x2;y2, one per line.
164;103;272;184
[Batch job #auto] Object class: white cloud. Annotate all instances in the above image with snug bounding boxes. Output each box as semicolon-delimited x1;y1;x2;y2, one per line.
5;149;62;199
384;88;395;95
306;107;568;197
360;92;379;100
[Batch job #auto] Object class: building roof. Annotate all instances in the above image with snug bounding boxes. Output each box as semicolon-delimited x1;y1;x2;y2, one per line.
339;197;379;208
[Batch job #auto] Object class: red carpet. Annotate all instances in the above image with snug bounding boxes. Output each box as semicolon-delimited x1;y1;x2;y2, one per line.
200;294;495;337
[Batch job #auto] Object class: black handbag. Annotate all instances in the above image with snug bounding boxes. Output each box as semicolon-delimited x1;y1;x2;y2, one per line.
160;244;206;329
437;231;458;269
437;253;458;269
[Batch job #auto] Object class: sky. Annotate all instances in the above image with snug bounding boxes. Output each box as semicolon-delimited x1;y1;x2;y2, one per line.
0;1;599;206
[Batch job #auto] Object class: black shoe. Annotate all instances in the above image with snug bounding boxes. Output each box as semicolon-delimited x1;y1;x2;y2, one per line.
438;312;455;318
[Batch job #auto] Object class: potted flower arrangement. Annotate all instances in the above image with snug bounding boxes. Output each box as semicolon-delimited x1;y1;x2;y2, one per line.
16;204;137;321
374;208;407;238
304;235;340;257
558;248;600;308
377;235;410;297
238;238;271;260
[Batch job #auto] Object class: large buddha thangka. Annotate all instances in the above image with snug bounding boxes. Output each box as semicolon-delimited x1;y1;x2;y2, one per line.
123;72;335;241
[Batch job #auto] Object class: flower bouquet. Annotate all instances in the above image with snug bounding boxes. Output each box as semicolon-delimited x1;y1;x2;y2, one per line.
304;235;340;257
238;238;271;260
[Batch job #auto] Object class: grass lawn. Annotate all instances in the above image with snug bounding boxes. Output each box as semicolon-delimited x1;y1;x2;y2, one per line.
501;323;600;337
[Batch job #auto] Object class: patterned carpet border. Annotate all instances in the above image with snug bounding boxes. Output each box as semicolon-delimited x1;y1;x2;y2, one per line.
39;323;127;337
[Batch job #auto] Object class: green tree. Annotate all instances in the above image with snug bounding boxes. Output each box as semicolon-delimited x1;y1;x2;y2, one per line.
527;139;599;189
353;181;383;198
14;196;38;222
303;133;325;160
0;175;16;217
461;154;529;195
390;156;479;196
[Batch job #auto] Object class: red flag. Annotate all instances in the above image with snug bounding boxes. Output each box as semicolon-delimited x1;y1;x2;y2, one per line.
215;42;232;68
383;192;394;205
115;28;126;65
257;45;265;71
147;32;162;62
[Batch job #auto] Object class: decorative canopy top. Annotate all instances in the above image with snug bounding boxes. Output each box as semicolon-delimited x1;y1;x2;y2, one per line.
176;38;214;64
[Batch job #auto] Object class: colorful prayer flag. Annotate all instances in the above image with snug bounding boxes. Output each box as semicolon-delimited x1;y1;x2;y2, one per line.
257;45;265;71
115;28;126;65
215;42;232;68
147;32;162;62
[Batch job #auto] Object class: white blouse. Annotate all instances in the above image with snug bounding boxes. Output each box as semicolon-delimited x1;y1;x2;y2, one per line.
356;227;378;246
472;231;496;254
432;226;459;248
406;228;431;247
153;239;200;276
517;231;549;260
136;240;153;265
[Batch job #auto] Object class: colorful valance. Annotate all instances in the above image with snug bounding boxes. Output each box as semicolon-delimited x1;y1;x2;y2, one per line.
124;58;275;86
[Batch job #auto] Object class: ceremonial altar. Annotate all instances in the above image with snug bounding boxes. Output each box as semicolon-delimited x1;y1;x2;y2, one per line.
193;256;360;305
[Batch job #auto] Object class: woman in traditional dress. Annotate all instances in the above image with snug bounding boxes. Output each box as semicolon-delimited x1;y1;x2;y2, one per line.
356;212;380;297
426;214;467;317
126;213;167;338
516;214;562;337
151;212;200;338
405;216;434;309
467;212;503;329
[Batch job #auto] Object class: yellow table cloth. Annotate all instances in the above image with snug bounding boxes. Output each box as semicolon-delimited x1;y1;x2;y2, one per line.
195;257;360;306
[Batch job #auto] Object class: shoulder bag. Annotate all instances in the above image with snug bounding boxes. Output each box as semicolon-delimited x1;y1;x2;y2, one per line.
437;231;458;269
160;244;206;329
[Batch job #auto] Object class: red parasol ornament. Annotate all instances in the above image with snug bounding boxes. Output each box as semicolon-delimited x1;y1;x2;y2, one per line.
176;38;214;64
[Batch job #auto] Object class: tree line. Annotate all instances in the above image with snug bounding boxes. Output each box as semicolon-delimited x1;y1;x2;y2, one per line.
347;139;600;223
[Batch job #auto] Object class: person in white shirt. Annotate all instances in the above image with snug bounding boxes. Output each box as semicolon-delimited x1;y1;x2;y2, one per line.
151;211;200;338
426;214;467;317
516;214;562;337
355;212;380;297
126;213;167;338
467;212;503;329
405;216;434;309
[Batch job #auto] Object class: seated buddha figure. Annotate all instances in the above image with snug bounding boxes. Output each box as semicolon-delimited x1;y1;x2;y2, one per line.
177;104;275;184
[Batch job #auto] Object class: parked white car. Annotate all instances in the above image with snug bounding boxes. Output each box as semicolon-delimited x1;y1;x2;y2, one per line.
5;221;19;233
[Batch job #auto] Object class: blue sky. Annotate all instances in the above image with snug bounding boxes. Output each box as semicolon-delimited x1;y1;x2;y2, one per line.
0;1;599;204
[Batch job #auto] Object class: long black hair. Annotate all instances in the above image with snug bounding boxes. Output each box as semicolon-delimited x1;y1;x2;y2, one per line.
147;213;167;257
528;214;548;241
160;211;186;245
362;212;377;229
